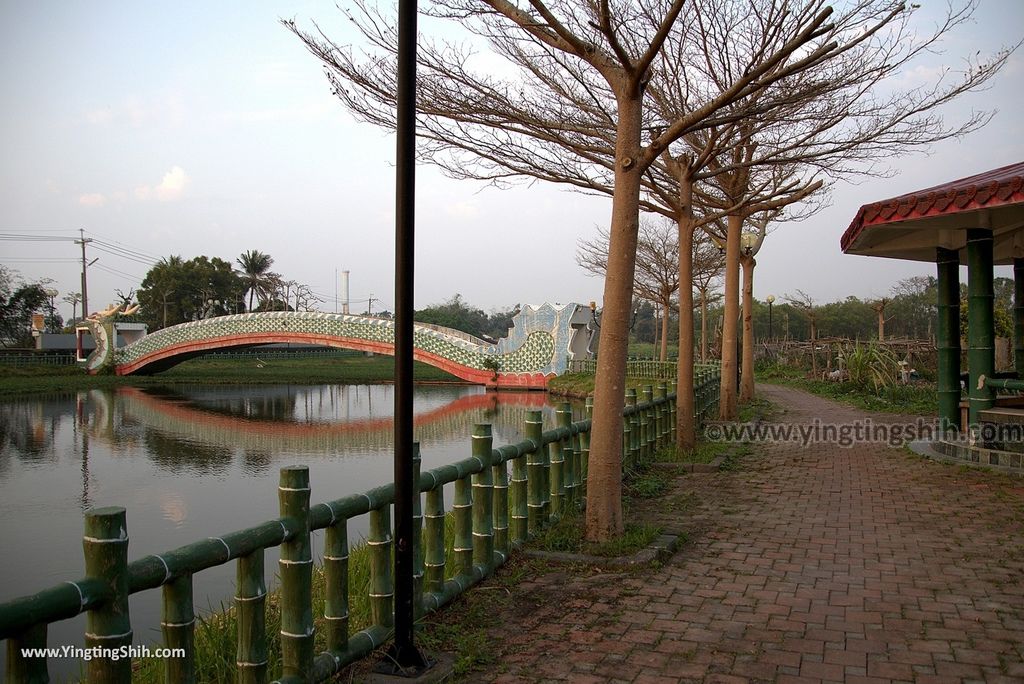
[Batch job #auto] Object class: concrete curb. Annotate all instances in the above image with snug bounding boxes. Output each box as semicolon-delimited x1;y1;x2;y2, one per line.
520;532;682;567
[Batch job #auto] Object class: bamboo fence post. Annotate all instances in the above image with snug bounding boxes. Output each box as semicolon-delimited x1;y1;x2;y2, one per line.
541;430;551;525
412;443;425;615
453;476;473;577
423;487;445;595
654;383;666;451
581;396;592;484
668;381;677;442
324;515;349;655
625;389;638;469
569;412;582;505
236;550;268;684
642;385;654;460
509;442;528;545
278;466;314;680
368;505;394;629
6;623;48;683
548;415;565;520
493;446;510;558
472;425;494;575
525;410;544;535
161;573;195;683
556;403;575;506
83;506;132;683
622;389;634;468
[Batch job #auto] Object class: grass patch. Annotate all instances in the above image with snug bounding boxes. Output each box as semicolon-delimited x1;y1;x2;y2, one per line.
739;396;776;422
656;440;730;464
0;354;461;397
757;363;935;414
530;506;663;558
626;468;668;498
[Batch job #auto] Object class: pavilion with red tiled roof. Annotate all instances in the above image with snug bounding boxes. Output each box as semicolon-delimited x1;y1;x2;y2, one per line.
843;162;1024;466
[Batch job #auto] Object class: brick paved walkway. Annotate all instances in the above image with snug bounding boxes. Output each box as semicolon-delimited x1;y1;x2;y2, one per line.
479;384;1024;683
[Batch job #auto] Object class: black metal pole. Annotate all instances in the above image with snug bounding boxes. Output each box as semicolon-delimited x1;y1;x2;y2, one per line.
387;0;428;672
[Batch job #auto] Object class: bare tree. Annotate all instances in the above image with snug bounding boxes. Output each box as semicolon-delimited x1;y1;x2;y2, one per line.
871;298;892;341
578;218;680;361
643;0;1015;419
692;235;724;363
62;291;82;324
788;290;819;377
289;0;1015;538
290;0;854;540
294;283;323;312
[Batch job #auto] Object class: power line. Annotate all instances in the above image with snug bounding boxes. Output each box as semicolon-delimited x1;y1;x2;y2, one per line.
0;233;78;241
89;236;161;262
93;263;143;281
90;243;156;266
0;258;80;263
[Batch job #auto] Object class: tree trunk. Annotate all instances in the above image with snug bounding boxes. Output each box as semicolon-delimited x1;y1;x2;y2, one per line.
740;255;756;403
877;309;885;341
585;92;642;543
676;175;696;451
719;214;742;420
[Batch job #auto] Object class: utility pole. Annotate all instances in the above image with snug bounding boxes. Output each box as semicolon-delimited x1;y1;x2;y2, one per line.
74;228;95;318
367;295;376;317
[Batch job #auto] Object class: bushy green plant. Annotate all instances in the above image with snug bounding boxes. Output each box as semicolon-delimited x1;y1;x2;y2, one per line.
843;343;899;391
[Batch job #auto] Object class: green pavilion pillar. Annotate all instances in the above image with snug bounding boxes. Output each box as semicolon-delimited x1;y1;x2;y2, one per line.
967;228;995;427
936;247;961;433
1015;258;1024;375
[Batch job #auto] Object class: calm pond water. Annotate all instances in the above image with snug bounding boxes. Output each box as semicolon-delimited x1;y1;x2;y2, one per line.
0;383;576;679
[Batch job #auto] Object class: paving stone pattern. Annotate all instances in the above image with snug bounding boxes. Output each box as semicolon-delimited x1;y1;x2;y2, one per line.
478;385;1024;683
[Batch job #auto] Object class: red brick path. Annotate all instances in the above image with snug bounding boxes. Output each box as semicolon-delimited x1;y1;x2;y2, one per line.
479;384;1024;683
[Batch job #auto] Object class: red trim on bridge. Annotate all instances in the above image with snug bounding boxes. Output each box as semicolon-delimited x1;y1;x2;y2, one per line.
114;332;553;389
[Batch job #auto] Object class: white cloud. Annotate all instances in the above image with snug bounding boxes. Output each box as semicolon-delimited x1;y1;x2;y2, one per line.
155;166;189;201
78;193;107;208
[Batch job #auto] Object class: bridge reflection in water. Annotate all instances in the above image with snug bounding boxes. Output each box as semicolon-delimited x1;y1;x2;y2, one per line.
0;383;569;680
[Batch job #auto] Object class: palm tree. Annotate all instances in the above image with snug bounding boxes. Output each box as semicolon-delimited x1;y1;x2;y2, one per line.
237;250;274;312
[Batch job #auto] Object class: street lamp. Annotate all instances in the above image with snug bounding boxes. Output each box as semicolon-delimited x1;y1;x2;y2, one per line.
589;300;641;331
206;298;221;319
44;288;59;332
766;294;775;341
741;232;759;256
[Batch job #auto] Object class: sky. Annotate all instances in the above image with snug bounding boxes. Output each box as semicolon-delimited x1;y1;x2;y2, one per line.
1;1;1022;321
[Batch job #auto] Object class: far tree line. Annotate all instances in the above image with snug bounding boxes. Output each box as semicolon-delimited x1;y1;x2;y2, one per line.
2;254;1013;352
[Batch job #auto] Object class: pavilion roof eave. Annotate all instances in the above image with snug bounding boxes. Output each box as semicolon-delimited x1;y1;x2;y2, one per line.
842;203;1024;265
841;161;1024;264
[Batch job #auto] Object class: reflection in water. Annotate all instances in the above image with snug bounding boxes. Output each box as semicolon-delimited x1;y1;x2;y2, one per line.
0;383;572;679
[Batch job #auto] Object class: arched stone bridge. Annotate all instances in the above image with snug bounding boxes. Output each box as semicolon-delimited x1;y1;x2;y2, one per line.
82;303;595;389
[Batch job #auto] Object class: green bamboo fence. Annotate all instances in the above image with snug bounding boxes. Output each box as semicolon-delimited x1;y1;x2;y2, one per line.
0;370;721;683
